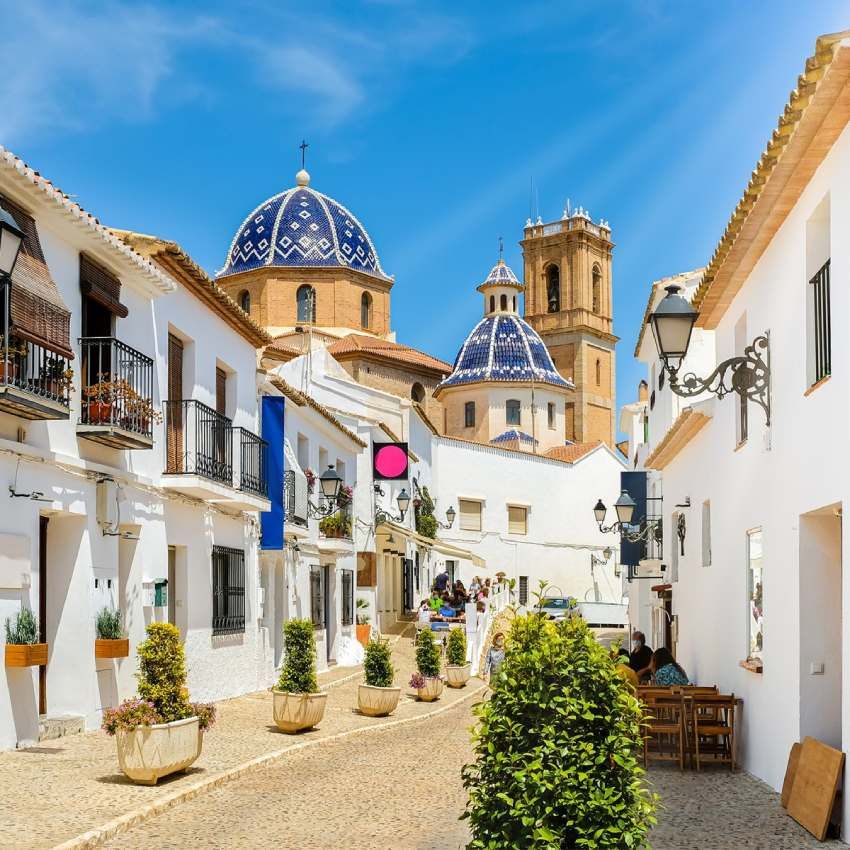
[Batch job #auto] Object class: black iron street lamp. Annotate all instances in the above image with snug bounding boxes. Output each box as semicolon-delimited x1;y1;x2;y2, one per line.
593;491;661;544
308;465;344;518
0;207;23;279
434;505;456;529
648;284;771;424
374;483;411;525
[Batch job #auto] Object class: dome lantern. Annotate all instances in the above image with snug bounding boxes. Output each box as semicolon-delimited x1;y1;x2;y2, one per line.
476;259;524;317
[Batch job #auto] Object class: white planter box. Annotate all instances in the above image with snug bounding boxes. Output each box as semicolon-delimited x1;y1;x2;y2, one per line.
445;663;471;688
357;684;401;717
416;677;444;702
272;690;328;733
115;716;202;785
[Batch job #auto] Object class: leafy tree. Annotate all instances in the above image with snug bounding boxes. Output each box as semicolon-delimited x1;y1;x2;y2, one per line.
278;619;318;694
136;622;192;723
415;626;441;678
446;627;467;667
364;637;395;688
416;486;438;539
462;613;656;849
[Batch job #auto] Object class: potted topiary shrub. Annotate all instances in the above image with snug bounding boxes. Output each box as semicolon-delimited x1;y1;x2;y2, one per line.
445;627;471;688
102;622;215;785
4;608;47;668
355;598;371;647
357;637;400;717
273;619;327;733
409;627;443;701
462;610;656;848
94;607;129;659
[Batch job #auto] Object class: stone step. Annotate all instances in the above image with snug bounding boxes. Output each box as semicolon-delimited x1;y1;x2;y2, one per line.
38;713;85;742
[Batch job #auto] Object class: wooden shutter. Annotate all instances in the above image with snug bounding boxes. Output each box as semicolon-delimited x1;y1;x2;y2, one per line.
216;367;227;416
508;505;527;535
459;499;481;532
167;335;184;473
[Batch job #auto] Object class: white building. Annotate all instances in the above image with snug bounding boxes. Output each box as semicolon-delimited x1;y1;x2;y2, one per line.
0;149;271;749
630;31;850;835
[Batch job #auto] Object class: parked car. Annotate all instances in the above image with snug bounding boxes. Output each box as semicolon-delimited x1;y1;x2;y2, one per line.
536;596;578;621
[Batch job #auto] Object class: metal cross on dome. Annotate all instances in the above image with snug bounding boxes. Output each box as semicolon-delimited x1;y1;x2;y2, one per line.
498;236;504;260
299;140;309;169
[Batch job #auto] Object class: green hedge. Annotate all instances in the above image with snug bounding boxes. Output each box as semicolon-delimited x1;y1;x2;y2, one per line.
364;637;394;688
415;626;441;678
278;619;318;694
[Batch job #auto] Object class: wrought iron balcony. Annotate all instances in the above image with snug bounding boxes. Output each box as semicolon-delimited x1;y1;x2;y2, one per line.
284;469;308;528
0;280;71;420
164;399;233;486
78;336;154;448
234;426;268;499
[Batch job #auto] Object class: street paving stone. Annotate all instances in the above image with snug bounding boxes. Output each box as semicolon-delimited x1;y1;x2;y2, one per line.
0;627;486;850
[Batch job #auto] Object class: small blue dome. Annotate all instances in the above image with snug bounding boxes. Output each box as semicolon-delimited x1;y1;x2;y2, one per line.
218;175;388;280
479;259;523;289
437;314;573;392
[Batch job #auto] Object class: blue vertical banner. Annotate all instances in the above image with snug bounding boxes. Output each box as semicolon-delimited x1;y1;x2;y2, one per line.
261;395;285;550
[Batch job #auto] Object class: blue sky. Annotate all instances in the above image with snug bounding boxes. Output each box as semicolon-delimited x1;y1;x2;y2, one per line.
3;0;848;435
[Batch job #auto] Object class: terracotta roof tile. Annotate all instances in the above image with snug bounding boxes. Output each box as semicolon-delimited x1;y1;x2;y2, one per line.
543;441;603;463
327;334;451;374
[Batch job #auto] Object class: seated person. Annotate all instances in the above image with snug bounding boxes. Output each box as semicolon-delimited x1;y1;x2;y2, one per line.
417;599;432;627
629;631;653;674
428;591;443;612
453;579;467;599
612;647;638;690
651;647;689;686
438;601;458;619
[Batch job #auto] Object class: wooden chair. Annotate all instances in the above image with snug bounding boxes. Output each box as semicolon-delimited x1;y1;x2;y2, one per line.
643;695;687;771
691;694;737;771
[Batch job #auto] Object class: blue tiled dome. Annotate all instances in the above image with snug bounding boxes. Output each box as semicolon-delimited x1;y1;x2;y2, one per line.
437;314;573;392
218;172;388;280
479;259;523;290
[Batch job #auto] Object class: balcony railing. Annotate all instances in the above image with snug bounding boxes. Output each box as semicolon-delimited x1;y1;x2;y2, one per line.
283;469;308;527
0;280;71;417
164;400;233;486
235;427;268;498
79;336;154;443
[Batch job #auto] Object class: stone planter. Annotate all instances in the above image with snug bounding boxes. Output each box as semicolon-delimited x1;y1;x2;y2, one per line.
445;662;471;688
416;677;444;702
357;684;401;717
355;624;371;647
272;690;327;733
5;643;48;667
95;638;130;659
115;716;202;785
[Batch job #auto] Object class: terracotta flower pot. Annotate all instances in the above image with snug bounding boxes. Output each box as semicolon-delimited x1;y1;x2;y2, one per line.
445;663;471;688
357;684;401;717
95;638;130;659
87;401;113;424
416;677;444;702
5;643;48;667
115;716;202;785
355;624;371;647
272;690;327;733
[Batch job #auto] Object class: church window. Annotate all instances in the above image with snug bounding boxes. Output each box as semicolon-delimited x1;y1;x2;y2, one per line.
546;265;560;313
238;290;251;314
595;358;601;386
592;265;602;314
361;291;373;329
547;402;556;429
500;294;508;311
296;285;316;323
506;399;521;426
464;401;475;428
512;295;517;312
489;295;495;313
411;382;425;403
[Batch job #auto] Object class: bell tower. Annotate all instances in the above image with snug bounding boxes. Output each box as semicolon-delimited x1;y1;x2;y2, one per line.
520;207;617;446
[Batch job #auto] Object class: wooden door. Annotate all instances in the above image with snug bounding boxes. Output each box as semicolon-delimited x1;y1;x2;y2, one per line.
167;335;184;472
38;516;48;716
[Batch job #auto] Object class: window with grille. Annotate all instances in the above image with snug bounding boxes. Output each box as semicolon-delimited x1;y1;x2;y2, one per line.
809;259;831;385
459;499;482;531
519;575;529;606
464;401;475;428
508;505;528;535
212;546;245;636
506;399;521;425
547;402;555;429
341;570;354;626
310;567;325;628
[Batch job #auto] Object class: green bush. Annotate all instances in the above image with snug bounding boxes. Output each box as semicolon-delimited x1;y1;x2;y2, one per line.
96;607;123;640
319;511;352;538
416;513;438;539
363;637;394;688
136;622;192;724
446;627;467;667
278;619;318;694
5;608;38;644
415;626;441;678
462;614;656;849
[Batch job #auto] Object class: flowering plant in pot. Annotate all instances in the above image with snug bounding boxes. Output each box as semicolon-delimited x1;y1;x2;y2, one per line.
101;621;215;785
445;627;471;688
122;391;163;431
304;467;316;493
335;484;353;509
94;607;129;659
319;511;352;540
0;334;28;382
357;637;400;717
410;628;443;701
38;357;74;398
273;619;327;733
355;598;371;647
84;377;128;424
4;608;47;668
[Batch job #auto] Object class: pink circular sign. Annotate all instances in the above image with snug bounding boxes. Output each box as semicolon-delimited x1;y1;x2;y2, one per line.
374;444;408;479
